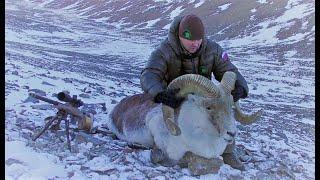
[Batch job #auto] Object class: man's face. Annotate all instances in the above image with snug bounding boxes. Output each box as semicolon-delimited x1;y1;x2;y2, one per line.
179;37;203;54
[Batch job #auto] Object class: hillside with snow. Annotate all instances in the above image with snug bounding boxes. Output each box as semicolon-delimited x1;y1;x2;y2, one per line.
5;0;314;179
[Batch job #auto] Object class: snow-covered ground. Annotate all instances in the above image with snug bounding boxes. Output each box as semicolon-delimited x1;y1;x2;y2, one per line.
5;0;314;179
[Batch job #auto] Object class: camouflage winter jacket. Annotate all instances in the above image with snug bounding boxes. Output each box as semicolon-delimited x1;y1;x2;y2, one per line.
140;16;249;98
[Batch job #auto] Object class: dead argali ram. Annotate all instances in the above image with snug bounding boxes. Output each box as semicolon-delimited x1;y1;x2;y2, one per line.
108;71;263;175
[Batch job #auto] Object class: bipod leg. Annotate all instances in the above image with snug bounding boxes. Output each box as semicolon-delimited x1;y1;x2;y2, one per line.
51;118;62;130
33;116;58;141
65;118;71;151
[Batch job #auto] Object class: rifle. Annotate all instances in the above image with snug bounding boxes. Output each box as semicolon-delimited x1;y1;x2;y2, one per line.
29;91;93;151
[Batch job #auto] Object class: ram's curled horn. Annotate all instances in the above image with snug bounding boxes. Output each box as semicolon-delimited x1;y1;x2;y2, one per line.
233;101;263;125
220;71;237;94
162;74;221;136
219;71;263;125
168;74;221;97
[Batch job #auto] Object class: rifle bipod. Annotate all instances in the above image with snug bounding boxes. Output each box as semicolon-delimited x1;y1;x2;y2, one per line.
32;109;73;151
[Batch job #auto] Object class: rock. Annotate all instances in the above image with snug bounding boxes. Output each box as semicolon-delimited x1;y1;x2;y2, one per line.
31;104;54;110
128;143;149;150
63;78;73;83
188;156;223;176
23;96;40;103
12;71;19;75
41;81;55;86
28;89;46;96
70;144;80;153
276;164;296;179
111;99;118;104
19;109;26;115
240;155;251;162
236;145;253;163
51;93;59;98
79;93;90;98
92;127;117;140
67;171;75;178
15;118;35;130
83;86;92;93
99;91;106;95
22;85;29;89
100;103;107;111
5;109;17;119
82;103;107;114
300;152;308;158
74;131;106;146
236;124;247;131
86;109;97;115
292;165;304;173
5;158;24;166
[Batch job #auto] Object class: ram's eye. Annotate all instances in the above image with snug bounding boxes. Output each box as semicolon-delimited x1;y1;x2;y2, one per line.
206;107;211;110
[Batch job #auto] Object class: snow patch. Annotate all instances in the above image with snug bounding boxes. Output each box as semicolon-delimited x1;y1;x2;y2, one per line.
5;140;68;179
284;50;297;57
300;118;315;126
250;8;257;13
257;0;268;4
145;18;161;28
218;3;232;11
169;6;184;20
194;0;206;8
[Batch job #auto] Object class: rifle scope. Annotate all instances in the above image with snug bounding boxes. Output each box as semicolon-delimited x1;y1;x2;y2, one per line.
57;91;83;107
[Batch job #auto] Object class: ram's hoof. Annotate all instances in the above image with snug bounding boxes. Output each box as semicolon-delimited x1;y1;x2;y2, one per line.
166;119;181;136
151;148;165;163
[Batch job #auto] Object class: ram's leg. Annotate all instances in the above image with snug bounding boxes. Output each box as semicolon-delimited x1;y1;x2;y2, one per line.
182;152;223;175
150;145;178;167
162;105;181;136
178;151;193;168
150;146;165;164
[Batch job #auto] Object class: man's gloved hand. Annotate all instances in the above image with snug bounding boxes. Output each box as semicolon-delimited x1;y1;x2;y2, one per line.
154;88;185;108
231;84;248;102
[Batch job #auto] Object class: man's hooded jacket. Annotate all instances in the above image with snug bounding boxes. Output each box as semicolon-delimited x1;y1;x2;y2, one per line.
140;16;249;98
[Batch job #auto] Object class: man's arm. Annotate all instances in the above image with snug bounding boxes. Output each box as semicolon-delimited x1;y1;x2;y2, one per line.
211;44;249;101
140;49;167;97
141;49;185;108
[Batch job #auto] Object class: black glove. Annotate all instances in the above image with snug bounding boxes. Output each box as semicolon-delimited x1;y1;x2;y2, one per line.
231;83;248;102
154;88;185;108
